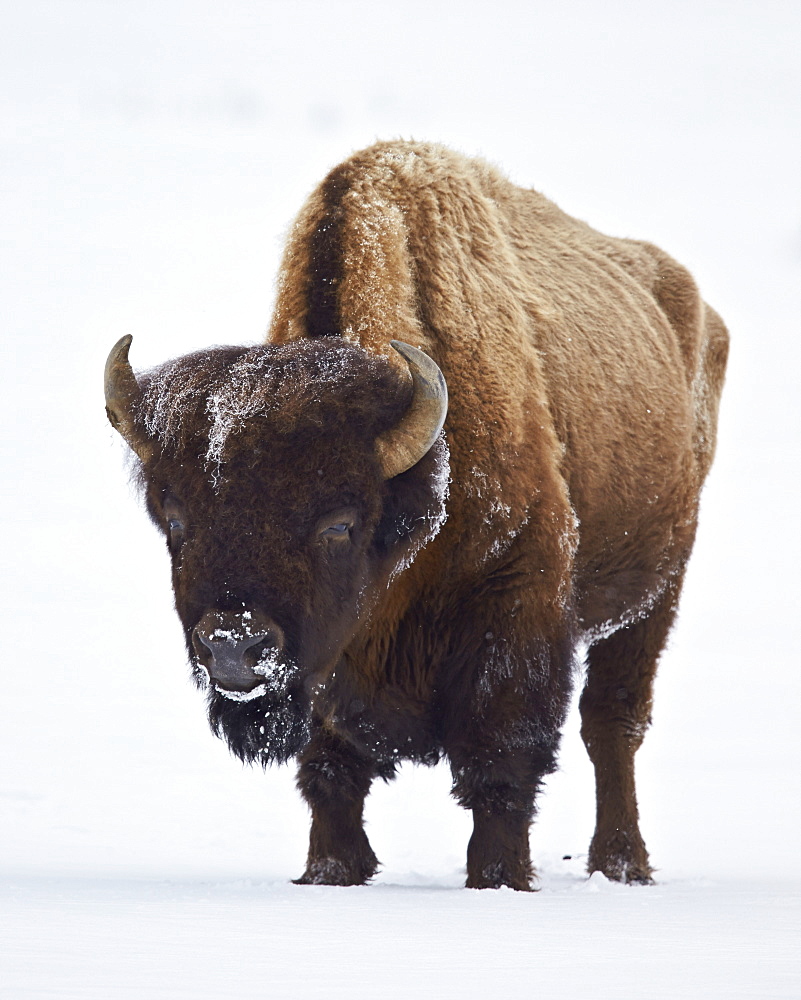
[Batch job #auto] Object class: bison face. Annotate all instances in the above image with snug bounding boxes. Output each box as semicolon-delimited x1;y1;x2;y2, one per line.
105;337;447;762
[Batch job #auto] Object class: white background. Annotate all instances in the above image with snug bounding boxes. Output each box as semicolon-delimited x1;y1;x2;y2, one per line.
1;1;799;996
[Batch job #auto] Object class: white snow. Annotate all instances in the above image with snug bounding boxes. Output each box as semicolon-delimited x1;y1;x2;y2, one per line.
214;682;268;702
2;1;800;997
251;647;298;698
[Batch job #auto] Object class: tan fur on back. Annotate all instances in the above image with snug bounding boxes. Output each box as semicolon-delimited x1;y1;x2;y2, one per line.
268;141;728;638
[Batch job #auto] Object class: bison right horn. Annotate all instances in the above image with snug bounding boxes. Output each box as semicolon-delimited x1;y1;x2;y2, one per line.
375;341;448;480
104;334;152;462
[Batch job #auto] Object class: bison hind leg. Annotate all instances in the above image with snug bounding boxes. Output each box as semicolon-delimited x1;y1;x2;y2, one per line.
587;828;655;886
580;576;686;885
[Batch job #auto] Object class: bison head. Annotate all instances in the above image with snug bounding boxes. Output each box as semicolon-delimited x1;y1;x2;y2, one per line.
105;336;448;763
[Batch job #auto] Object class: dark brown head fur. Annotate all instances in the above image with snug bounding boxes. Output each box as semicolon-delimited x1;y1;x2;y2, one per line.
131;338;448;763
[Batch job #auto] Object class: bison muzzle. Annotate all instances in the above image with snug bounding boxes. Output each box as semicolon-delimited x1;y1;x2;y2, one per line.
105;141;728;890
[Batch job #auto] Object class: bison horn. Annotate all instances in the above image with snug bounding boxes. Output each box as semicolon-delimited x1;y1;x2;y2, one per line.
375;341;448;480
104;335;151;461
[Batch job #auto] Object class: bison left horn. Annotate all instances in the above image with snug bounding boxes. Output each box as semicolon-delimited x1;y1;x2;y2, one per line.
104;335;152;462
376;341;448;480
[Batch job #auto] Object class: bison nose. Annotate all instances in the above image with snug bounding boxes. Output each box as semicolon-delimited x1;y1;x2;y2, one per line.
191;611;284;693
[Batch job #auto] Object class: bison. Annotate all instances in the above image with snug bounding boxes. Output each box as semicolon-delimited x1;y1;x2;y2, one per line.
104;141;728;890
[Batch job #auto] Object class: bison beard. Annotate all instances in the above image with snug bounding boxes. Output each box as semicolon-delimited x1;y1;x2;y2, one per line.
206;687;311;765
104;140;728;890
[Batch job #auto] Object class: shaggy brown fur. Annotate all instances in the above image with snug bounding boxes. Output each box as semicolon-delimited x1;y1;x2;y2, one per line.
108;140;727;890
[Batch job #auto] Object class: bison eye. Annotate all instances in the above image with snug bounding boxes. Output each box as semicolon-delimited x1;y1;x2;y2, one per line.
167;517;185;552
316;508;357;543
321;522;351;540
162;494;187;553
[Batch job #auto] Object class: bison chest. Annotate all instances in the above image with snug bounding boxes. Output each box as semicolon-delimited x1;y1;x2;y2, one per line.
321;684;442;766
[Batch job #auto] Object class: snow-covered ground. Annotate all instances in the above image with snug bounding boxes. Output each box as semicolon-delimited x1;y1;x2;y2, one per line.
2;2;799;996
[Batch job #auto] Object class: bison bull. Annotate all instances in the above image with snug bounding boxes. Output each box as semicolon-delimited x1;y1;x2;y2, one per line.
105;141;727;889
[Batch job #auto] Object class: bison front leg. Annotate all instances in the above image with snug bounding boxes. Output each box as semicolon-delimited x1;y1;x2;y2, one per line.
450;740;561;891
445;623;573;890
463;785;537;892
447;649;569;890
446;658;570;891
579;579;684;884
294;725;379;886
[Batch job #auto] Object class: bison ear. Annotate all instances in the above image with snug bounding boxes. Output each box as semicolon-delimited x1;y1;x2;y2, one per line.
104;335;152;462
375;341;448;480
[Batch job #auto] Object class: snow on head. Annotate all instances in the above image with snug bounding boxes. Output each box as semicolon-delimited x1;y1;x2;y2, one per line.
204;352;274;468
209;645;300;704
215;681;269;702
139;345;252;457
138;340;410;481
251;646;298;699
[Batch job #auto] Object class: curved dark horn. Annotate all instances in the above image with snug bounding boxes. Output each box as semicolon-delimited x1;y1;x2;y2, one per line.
104;335;150;460
375;341;448;480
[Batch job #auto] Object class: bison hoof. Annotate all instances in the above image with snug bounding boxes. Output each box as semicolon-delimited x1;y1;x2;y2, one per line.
587;828;655;885
588;847;654;885
465;862;535;892
293;856;377;887
589;863;655;886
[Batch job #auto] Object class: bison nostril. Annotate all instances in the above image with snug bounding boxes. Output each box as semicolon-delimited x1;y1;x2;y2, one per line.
244;630;282;668
192;629;214;668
